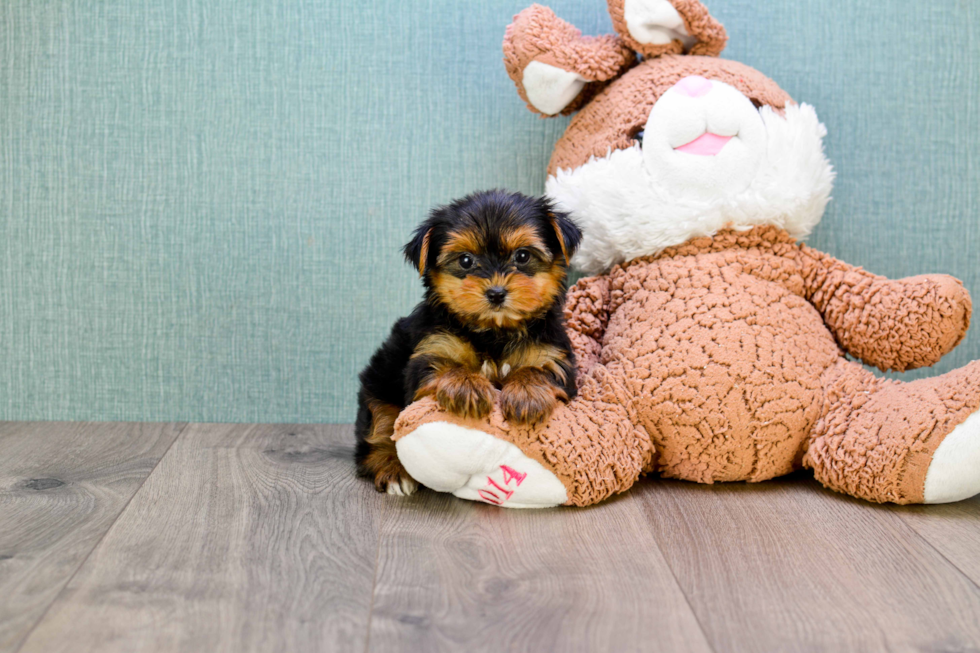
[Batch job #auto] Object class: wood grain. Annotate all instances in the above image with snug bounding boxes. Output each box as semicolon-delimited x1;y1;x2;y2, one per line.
633;472;980;653
893;497;980;587
367;489;711;653
9;422;980;652
0;422;184;653
17;423;384;653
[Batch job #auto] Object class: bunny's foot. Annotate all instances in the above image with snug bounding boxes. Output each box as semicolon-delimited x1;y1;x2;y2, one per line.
396;421;568;509
393;369;652;509
807;359;980;504
924;409;980;503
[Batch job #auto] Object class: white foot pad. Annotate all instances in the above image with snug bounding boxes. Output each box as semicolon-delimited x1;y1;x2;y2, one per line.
924;409;980;503
395;422;567;509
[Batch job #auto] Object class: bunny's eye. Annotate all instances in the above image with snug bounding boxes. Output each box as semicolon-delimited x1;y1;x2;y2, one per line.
628;125;646;144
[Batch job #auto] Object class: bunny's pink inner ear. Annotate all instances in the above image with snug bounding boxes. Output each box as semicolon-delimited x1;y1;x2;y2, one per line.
503;5;636;117
607;0;727;59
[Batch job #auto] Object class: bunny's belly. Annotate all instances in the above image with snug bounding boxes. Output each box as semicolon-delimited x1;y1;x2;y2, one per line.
602;260;842;483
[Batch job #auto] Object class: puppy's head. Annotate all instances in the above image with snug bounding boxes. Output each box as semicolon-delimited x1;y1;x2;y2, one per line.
404;190;581;330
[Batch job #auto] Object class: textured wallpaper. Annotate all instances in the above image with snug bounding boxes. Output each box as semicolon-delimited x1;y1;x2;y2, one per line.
1;0;978;422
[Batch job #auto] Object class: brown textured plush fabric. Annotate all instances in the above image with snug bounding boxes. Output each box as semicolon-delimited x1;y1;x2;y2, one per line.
395;228;977;506
503;4;636;116
606;0;728;59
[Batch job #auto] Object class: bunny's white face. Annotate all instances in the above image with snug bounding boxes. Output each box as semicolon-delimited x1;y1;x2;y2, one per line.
546;78;835;275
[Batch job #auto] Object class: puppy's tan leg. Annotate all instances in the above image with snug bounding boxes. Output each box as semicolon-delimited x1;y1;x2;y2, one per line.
433;368;496;420
363;400;418;495
498;341;572;425
500;367;569;426
411;332;496;420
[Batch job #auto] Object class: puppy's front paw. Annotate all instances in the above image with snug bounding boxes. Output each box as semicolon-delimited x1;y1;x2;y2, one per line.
500;369;566;426
385;474;419;497
373;460;418;496
435;369;495;419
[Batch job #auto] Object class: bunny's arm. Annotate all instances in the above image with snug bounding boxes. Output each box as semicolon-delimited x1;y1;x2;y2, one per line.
563;275;612;376
798;245;972;372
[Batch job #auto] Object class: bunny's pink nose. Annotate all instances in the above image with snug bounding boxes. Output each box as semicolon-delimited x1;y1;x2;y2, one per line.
674;75;713;98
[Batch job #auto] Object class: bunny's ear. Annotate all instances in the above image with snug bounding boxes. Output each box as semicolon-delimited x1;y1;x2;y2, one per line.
503;5;636;117
607;0;727;59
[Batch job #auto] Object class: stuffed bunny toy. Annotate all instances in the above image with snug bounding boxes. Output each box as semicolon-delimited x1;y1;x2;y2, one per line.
390;0;980;508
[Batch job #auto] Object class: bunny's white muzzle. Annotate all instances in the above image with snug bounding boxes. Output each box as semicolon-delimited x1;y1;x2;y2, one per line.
642;76;768;200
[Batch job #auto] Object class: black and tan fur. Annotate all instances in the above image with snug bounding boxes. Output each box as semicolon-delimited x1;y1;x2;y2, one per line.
355;190;583;493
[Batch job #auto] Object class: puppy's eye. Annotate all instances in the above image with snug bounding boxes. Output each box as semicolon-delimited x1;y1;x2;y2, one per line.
514;249;531;265
458;254;474;270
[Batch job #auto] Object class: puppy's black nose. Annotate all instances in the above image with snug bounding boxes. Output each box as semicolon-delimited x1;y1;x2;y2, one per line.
485;286;507;306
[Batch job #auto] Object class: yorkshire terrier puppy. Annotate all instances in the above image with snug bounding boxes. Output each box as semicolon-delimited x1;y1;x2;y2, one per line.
355;190;583;495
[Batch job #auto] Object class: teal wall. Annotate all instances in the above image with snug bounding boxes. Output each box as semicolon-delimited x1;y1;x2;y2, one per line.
1;0;978;423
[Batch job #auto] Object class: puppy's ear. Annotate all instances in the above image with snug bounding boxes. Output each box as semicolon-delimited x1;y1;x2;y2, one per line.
403;223;433;277
547;209;582;266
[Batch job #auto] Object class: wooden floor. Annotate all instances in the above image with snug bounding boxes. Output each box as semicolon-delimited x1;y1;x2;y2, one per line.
1;423;980;652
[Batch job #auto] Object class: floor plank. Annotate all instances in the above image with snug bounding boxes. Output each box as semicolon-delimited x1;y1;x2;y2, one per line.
0;422;184;653
17;424;384;653
633;472;980;653
892;497;980;587
10;422;980;652
367;489;712;653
